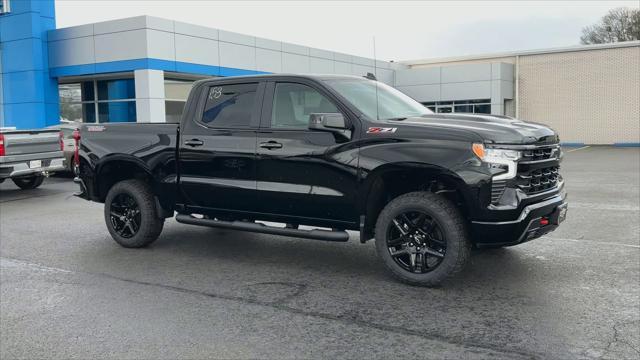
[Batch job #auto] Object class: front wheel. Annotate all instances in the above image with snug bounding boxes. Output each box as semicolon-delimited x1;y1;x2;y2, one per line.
104;179;164;248
374;192;470;287
12;175;45;190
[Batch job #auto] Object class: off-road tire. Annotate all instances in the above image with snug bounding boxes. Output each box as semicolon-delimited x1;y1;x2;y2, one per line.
374;191;471;287
12;175;45;190
104;179;164;248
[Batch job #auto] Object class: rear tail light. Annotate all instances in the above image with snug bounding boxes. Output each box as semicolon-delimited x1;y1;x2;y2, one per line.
72;129;80;167
59;131;64;151
0;134;5;157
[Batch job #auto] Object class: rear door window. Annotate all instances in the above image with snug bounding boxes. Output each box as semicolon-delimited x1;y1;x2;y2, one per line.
201;83;259;128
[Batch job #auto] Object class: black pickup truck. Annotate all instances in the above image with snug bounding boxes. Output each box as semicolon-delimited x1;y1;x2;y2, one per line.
74;74;567;286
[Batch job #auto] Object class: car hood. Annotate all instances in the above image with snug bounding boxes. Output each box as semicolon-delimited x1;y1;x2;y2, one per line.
386;113;559;145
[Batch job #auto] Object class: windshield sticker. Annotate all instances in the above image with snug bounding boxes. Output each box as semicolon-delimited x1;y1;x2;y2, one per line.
367;127;397;134
209;87;223;99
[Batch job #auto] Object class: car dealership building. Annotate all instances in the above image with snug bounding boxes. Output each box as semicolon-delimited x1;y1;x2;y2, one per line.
1;0;638;145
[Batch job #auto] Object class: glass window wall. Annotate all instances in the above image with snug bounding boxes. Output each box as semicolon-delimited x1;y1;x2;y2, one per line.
59;78;136;123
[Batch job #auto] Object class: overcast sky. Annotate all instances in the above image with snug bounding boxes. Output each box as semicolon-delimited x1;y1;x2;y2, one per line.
55;1;639;62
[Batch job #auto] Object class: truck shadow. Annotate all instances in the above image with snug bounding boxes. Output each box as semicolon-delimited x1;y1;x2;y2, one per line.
150;222;535;290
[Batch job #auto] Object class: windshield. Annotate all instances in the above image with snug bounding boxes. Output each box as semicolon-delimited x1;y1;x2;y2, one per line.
324;79;433;120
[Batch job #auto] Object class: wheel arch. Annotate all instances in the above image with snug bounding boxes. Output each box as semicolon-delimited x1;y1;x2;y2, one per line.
94;155;157;203
358;162;473;241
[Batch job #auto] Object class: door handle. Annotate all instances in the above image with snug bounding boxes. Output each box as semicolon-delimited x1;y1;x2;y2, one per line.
184;139;204;147
259;141;283;150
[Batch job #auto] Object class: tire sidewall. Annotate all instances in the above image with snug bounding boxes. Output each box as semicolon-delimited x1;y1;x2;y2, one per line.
104;180;162;248
374;193;469;286
12;175;44;189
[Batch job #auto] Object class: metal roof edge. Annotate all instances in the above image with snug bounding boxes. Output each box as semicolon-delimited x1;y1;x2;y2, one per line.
400;41;640;66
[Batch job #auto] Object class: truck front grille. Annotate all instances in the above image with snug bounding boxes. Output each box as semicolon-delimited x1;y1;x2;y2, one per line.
516;165;561;194
519;145;560;164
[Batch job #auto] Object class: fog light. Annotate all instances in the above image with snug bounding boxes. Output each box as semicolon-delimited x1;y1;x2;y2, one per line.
540;218;549;226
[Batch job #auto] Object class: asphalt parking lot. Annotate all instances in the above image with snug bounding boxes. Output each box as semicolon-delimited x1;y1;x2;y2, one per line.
1;146;638;359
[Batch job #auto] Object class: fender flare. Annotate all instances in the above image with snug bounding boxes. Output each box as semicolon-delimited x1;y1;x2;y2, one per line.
93;154;156;200
357;161;475;226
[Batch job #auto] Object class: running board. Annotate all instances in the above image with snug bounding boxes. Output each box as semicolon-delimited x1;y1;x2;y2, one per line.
175;214;349;242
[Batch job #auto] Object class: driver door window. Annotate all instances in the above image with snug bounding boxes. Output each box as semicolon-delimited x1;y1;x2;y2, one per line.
271;83;339;129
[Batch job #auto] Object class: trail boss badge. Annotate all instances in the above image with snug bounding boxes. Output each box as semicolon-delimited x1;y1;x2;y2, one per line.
367;127;397;134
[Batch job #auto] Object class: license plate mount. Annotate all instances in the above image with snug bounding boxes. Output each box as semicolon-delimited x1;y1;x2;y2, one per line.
29;160;42;169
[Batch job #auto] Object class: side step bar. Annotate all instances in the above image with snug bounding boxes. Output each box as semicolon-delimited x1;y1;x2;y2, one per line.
175;214;349;242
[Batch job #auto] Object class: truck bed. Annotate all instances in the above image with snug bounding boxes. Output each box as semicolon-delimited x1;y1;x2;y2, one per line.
79;122;179;168
0;129;61;158
0;128;66;179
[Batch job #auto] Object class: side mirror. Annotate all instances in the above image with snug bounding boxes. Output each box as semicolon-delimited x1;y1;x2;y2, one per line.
309;113;346;129
308;113;351;140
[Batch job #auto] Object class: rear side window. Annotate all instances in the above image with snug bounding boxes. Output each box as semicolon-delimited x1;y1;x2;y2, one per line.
271;83;339;128
202;83;258;127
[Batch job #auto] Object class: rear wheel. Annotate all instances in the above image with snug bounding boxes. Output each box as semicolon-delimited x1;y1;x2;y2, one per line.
12;175;45;190
104;179;164;248
374;192;470;286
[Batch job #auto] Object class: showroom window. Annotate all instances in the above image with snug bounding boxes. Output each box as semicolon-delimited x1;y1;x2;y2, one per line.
422;99;491;114
59;78;136;123
164;78;195;123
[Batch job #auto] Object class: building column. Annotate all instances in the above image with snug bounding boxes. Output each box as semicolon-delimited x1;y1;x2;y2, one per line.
490;62;515;116
0;0;59;129
134;69;165;123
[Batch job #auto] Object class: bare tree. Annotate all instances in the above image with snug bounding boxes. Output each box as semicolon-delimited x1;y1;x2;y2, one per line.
580;7;640;44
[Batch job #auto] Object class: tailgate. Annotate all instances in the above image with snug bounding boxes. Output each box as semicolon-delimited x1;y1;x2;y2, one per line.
2;130;60;155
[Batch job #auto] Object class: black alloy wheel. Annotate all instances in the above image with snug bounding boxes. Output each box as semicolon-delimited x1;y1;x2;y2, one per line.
386;210;446;274
109;193;142;238
374;191;470;286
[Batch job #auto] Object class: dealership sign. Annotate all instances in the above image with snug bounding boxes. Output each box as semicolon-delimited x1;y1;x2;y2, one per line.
0;0;10;15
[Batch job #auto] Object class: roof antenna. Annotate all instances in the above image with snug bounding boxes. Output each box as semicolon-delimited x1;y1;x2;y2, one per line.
373;36;379;120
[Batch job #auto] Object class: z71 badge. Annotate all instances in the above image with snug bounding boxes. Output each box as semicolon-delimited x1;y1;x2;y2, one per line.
367;127;397;134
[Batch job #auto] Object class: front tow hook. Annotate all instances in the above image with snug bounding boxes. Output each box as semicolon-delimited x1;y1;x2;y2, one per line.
73;177;88;198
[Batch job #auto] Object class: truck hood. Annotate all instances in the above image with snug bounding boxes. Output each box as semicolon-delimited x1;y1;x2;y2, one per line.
387;113;559;145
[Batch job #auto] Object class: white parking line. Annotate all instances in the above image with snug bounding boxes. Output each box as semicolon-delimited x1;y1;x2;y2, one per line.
570;202;640;211
565;146;590;153
543;236;640;249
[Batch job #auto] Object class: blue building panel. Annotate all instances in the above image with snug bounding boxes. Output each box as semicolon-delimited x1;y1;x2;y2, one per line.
43;72;59;103
8;0;48;14
49;63;96;77
0;0;58;129
3;102;46;129
1;38;45;73
0;11;42;42
175;62;220;76
2;70;45;103
51;58;268;78
44;102;60;126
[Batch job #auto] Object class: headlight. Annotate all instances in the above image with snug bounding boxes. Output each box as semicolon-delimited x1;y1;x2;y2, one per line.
472;144;520;180
484;148;521;162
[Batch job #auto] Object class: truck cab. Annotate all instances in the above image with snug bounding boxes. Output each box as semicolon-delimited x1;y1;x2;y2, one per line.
75;74;567;286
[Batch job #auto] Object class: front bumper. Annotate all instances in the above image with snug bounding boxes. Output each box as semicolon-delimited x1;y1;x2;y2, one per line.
0;157;66;179
471;191;567;247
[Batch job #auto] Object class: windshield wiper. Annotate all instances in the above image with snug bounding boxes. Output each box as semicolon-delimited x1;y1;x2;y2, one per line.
384;117;407;121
